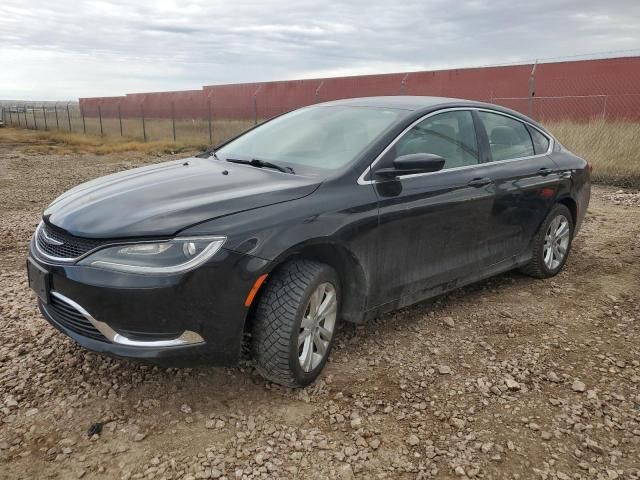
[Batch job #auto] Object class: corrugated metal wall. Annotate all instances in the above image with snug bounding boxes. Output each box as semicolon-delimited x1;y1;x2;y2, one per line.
79;56;640;122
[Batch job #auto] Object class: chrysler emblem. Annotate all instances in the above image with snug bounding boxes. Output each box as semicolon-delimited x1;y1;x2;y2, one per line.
41;229;64;246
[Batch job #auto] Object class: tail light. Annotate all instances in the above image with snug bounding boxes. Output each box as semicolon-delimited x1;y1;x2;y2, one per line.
587;162;593;174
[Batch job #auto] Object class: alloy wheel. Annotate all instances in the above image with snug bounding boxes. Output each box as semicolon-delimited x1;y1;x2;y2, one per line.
543;214;570;270
298;282;337;372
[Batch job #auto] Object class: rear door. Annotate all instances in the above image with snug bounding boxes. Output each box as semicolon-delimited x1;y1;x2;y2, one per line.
366;109;496;307
475;109;561;266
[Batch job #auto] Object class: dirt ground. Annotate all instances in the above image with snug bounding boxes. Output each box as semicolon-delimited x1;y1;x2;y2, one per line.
1;138;639;480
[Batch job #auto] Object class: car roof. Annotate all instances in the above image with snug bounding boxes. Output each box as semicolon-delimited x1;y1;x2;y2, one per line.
315;95;489;111
314;95;550;136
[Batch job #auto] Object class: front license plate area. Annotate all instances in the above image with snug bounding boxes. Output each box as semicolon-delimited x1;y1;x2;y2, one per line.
27;258;50;304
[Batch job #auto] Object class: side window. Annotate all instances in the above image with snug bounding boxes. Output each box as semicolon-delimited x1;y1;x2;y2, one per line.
394;110;479;170
527;125;551;154
478;111;535;161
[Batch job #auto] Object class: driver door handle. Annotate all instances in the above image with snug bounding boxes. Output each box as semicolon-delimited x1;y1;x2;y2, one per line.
538;167;553;176
467;177;493;187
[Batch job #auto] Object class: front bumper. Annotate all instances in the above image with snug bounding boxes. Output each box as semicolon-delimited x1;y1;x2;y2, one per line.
29;239;270;366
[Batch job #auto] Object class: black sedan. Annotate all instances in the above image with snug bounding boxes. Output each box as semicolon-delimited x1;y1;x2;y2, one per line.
27;96;591;387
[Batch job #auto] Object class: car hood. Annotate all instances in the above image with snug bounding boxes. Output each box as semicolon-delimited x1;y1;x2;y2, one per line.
44;157;321;238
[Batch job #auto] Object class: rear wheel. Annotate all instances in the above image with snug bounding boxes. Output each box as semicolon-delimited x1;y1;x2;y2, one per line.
251;260;340;387
520;203;574;279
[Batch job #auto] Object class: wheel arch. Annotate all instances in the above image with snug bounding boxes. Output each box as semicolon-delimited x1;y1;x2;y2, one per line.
522;195;577;262
260;241;369;324
556;195;577;229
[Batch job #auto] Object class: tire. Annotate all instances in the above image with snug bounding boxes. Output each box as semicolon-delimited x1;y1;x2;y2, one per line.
520;203;574;279
251;260;340;387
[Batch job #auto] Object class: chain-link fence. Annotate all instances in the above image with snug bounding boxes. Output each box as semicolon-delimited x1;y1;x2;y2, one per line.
2;103;81;132
0;100;255;146
491;94;640;122
3;93;638;143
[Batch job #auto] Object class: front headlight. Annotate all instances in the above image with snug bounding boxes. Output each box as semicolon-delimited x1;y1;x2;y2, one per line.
78;236;226;274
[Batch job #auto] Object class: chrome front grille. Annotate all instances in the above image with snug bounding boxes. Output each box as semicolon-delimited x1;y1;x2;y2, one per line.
41;291;206;348
36;222;104;260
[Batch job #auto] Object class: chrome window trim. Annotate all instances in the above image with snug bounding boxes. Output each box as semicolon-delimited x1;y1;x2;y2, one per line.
49;291;205;347
357;106;554;185
475;107;553;156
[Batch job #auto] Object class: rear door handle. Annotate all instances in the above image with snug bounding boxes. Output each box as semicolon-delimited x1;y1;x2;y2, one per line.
467;177;493;187
538;167;553;176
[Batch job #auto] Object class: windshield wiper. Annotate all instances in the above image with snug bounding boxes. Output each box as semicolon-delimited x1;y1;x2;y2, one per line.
226;158;295;174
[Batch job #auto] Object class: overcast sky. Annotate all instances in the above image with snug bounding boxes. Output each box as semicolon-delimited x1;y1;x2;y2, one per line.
1;0;639;100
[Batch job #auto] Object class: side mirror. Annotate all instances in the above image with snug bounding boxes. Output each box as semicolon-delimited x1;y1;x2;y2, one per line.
374;153;445;179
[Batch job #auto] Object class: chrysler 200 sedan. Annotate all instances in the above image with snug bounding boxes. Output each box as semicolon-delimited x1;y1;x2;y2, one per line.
27;96;591;387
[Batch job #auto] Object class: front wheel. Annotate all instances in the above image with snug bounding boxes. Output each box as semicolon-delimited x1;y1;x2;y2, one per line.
520;203;574;279
251;260;340;387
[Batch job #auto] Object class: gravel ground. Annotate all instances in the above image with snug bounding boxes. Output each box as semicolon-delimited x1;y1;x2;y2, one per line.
1;141;639;480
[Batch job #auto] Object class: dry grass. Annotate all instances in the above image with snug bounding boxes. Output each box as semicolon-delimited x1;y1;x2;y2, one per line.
5;108;254;146
80;117;254;145
545;119;640;188
0;117;253;156
0;128;201;155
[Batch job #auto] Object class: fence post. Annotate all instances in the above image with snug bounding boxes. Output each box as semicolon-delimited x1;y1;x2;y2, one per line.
527;60;537;119
16;106;21;127
400;73;409;95
208;99;213;144
118;103;123;137
253;96;258;126
8;107;13;126
32;105;38;130
171;101;176;142
253;85;262;126
54;104;60;129
98;105;104;137
42;105;48;130
315;80;324;103
141;104;147;142
66;104;72;131
82;108;87;134
23;105;28;128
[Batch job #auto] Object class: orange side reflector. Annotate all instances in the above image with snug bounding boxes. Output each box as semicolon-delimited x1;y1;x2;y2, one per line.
244;274;268;307
540;187;555;199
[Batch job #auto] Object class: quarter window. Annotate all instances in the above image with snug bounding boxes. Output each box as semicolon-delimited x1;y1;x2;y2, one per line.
394;110;479;170
478;111;535;161
527;125;551;154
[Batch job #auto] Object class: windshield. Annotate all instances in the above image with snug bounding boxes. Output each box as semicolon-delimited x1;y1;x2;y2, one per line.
216;106;406;174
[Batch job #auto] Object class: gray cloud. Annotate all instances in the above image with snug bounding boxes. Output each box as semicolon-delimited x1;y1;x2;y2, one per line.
0;0;639;99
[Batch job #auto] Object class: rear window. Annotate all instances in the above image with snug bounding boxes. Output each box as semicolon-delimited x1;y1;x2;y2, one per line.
478;111;535;161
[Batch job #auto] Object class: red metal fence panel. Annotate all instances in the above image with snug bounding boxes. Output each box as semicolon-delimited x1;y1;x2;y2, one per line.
79;56;640;123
